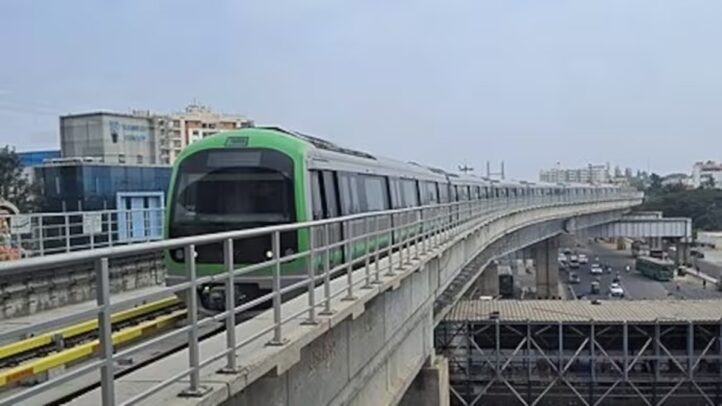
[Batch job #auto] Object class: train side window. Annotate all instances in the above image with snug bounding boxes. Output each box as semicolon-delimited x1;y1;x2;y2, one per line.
388;177;401;209
311;171;324;220
418;182;427;205
457;185;469;201
364;175;388;211
425;181;438;204
438;183;448;203
348;175;363;213
322;171;340;218
338;173;354;215
401;179;419;207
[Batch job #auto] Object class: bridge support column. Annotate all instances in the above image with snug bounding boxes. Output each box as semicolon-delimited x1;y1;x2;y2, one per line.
533;236;560;299
676;241;690;266
399;355;449;406
476;262;499;297
616;237;627;250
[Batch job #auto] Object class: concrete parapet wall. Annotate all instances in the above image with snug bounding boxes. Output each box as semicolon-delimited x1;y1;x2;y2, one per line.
0;254;164;319
221;199;640;406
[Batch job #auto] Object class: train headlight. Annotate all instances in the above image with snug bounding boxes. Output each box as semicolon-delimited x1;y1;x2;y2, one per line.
172;248;184;261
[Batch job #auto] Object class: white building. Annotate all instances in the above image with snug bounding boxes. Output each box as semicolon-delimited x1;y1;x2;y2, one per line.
692;161;722;189
539;164;611;184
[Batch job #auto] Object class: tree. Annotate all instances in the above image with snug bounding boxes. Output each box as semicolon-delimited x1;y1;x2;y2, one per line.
640;187;722;231
0;146;41;212
648;173;663;191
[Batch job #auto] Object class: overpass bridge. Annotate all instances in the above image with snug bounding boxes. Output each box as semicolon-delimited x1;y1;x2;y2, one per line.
439;299;722;406
0;191;643;405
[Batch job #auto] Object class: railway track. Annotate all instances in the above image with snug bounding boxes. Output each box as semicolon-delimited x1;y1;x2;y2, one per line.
0;297;187;390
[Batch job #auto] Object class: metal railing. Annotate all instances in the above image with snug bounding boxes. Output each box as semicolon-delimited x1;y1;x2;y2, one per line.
0;208;165;260
0;190;642;405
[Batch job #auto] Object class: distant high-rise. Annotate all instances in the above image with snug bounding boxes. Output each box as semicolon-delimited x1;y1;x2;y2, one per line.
539;164;610;184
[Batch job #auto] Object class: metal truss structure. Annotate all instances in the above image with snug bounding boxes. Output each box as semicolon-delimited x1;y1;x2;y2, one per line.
436;318;722;406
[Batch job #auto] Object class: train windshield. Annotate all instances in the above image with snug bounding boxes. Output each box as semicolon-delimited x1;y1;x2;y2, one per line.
171;149;296;231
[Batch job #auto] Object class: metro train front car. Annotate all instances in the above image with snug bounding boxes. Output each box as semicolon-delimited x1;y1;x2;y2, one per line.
165;128;310;311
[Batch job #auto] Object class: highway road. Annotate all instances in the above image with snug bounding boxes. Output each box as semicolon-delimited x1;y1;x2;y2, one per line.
560;240;722;301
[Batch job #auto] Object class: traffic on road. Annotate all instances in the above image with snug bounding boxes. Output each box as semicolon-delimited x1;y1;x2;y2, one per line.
559;239;722;301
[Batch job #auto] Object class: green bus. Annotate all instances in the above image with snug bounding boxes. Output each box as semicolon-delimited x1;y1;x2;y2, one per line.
636;256;675;281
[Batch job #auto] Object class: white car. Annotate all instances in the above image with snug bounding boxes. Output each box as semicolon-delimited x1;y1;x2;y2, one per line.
590;264;603;274
578;254;589;264
609;283;624;297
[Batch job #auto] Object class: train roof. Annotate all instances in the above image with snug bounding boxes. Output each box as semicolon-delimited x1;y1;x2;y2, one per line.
254;127;627;191
267;127;447;181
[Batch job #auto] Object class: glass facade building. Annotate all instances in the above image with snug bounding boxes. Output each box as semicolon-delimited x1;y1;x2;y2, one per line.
17;150;61;167
35;163;171;212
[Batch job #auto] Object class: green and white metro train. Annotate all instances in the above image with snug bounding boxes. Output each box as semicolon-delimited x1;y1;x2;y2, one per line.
165;127;620;311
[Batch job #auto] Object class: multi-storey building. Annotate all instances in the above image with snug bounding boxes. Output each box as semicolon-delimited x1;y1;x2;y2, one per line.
692;161;722;189
539;164;611;184
60;104;253;165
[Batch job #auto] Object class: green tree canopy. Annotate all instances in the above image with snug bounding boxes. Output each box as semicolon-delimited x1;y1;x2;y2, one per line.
640;187;722;231
0;146;41;212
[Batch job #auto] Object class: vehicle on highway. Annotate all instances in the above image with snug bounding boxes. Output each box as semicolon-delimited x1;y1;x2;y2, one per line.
568;272;580;284
636;256;675;281
163;127;625;312
569;255;580;269
612;274;621;284
590;281;600;294
578;254;589;264
590;264;603;274
609;282;624;298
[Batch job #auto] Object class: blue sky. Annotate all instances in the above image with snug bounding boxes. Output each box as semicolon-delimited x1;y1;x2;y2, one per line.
1;0;721;178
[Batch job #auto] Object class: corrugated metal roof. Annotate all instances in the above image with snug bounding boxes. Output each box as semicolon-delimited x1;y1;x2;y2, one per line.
446;300;722;323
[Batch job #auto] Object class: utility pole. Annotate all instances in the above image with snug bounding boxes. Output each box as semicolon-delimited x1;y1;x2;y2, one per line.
486;161;505;180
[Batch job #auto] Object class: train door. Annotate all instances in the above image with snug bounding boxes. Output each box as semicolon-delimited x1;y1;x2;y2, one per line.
318;171;344;266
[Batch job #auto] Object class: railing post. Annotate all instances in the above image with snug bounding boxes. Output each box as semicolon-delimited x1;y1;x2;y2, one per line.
107;211;114;247
413;208;421;260
422;208;429;254
362;217;372;289
386;214;396;277
179;244;210;397
373;215;382;284
64;214;71;253
90;217;95;250
343;220;357;300
319;224;334;315
397;212;407;269
38;215;45;257
96;257;115;406
303;225;319;324
267;231;287;345
220;238;239;373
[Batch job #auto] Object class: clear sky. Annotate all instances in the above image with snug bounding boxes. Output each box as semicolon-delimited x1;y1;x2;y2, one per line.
1;0;721;179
